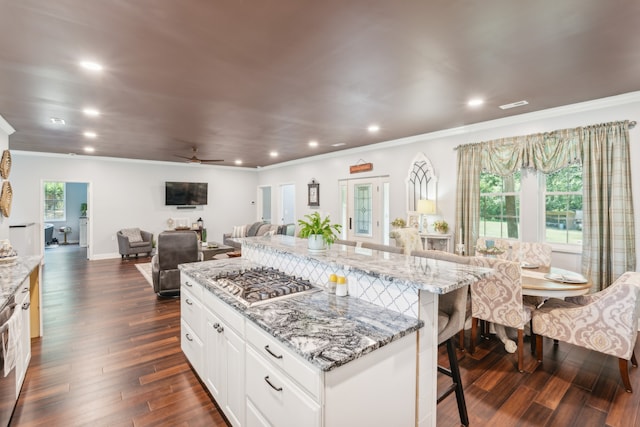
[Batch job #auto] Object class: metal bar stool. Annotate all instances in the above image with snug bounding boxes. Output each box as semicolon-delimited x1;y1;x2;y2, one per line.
437;285;469;426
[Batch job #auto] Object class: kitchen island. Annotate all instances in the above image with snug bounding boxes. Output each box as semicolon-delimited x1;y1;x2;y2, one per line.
179;235;491;427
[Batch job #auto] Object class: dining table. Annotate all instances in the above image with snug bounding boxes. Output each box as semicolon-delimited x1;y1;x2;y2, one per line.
492;265;590;354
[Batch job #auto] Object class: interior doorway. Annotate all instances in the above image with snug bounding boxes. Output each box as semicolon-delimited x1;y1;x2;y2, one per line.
340;176;390;245
279;184;295;225
259;186;272;223
41;180;91;260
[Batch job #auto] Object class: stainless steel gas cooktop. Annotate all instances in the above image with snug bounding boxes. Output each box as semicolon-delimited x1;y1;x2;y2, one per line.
212;267;320;307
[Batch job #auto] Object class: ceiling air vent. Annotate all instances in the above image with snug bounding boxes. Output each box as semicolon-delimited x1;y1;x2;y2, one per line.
499;100;529;110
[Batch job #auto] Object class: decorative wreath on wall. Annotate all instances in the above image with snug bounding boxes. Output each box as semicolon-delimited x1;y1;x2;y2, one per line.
0;150;11;179
0;181;12;217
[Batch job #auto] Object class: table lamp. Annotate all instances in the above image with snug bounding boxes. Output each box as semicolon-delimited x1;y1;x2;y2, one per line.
416;199;435;233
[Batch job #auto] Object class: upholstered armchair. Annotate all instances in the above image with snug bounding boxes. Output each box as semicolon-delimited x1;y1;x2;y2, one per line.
390;227;423;254
469;257;534;372
117;228;153;259
151;231;201;297
532;272;640;392
518;242;552;267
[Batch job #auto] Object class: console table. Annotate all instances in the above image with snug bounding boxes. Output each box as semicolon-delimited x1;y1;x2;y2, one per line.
420;233;452;252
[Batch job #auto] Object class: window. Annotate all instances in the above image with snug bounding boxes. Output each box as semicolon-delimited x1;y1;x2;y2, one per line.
479;171;521;239
544;164;582;245
44;181;66;221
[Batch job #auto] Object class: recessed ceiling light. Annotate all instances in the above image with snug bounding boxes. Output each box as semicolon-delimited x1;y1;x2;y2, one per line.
308;140;318;148
83;131;97;139
235;159;243;165
50;117;65;125
467;98;484;107
499;100;529;110
79;60;103;71
331;142;346;147
83;107;100;117
84;146;95;153
367;124;380;133
269;151;278;157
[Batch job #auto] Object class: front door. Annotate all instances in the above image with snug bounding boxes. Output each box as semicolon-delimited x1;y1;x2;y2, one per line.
342;177;388;244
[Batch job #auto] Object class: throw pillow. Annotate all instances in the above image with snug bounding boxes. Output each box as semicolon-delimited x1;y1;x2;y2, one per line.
247;221;265;237
232;225;247;238
264;230;276;236
121;228;143;243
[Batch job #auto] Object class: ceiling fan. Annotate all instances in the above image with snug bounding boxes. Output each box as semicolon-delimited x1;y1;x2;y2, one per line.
175;147;223;164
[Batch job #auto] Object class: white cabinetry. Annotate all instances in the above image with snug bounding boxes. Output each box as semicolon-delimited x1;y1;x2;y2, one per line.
180;277;204;374
203;291;245;427
14;280;31;397
79;217;88;247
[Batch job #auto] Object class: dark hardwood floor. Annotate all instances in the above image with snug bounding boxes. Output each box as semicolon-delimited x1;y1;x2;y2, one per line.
10;245;640;426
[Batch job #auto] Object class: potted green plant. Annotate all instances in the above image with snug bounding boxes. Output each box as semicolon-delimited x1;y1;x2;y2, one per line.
433;219;449;234
297;212;342;251
391;217;406;229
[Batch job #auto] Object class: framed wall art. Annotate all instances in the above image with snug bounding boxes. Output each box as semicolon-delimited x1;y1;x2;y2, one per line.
308;182;320;207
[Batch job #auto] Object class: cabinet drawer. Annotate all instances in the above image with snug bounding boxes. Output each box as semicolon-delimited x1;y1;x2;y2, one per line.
204;288;244;337
246;346;321;427
180;274;203;299
181;319;204;374
181;287;203;337
246;321;321;401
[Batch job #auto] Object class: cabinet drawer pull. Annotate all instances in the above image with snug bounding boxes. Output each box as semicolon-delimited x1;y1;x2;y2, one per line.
186;299;193;305
264;345;283;359
185;333;193;342
264;376;283;392
22;302;30;310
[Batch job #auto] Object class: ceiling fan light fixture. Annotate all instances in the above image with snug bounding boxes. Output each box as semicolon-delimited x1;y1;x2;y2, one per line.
79;60;103;71
50;117;65;125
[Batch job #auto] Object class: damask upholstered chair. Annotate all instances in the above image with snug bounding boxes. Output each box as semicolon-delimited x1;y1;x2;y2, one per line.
469;257;534;372
518;242;552;267
390;227;423;254
532;272;640;392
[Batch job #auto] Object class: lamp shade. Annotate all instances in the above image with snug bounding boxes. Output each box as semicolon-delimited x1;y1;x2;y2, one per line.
417;199;435;214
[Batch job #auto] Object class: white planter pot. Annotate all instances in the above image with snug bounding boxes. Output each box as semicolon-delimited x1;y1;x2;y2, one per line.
307;234;326;251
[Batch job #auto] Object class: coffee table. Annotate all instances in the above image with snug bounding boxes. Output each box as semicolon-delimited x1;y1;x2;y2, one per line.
200;242;235;261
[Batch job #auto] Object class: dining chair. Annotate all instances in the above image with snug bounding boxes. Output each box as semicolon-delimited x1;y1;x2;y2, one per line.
532;271;640;392
468;257;534;372
390;227;423;254
518;241;552;267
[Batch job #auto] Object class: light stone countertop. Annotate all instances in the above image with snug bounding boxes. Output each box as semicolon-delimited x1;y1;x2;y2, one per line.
180;257;423;371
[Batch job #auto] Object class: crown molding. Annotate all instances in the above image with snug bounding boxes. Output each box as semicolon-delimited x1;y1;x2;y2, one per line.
0;115;15;135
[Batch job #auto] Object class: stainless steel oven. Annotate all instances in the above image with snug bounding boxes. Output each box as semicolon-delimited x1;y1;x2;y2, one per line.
0;297;17;427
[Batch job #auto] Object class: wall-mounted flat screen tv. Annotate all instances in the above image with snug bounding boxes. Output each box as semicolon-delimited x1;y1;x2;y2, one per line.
165;182;208;206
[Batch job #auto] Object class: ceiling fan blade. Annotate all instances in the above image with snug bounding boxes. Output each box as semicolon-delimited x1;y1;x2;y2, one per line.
174;154;194;160
199;158;224;163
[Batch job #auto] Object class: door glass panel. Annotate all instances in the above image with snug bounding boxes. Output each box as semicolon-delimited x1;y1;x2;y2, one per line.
354;184;373;237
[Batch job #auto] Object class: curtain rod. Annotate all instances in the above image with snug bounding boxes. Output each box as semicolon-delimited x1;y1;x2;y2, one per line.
453;120;637;150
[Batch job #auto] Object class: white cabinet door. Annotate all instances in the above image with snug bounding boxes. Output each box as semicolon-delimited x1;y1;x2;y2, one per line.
204;309;224;402
15;283;30;397
204;305;245;427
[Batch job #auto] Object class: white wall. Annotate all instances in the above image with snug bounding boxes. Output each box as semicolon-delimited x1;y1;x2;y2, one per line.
256;92;640;270
9;153;258;259
6;92;640;268
0;115;15;240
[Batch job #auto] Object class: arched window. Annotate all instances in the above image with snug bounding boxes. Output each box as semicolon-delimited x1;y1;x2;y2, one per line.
406;153;437;212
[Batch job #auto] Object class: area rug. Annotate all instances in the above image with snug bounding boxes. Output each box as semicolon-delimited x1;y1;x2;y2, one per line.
135;262;153;288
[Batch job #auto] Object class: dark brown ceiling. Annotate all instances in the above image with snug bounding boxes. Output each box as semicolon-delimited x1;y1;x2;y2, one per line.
1;1;639;168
